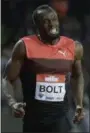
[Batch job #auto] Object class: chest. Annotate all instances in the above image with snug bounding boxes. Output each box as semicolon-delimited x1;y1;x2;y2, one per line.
29;44;73;60
24;46;73;74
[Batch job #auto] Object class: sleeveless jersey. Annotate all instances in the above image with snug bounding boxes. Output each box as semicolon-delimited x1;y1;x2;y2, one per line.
20;35;75;123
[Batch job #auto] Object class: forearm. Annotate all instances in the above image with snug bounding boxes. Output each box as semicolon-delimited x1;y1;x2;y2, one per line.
71;74;84;107
2;78;16;106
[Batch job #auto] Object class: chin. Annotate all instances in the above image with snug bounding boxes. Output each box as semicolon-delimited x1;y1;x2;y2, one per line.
48;32;60;38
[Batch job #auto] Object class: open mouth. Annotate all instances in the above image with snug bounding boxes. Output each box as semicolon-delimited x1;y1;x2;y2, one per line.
49;28;59;35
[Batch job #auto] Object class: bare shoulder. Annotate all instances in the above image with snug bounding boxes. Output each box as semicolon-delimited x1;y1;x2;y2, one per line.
12;40;26;60
74;41;83;60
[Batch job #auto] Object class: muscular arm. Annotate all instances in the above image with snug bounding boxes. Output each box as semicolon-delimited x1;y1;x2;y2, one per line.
2;40;26;106
71;41;84;108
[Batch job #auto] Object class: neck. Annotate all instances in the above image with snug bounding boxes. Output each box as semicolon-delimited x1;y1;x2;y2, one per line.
38;33;60;45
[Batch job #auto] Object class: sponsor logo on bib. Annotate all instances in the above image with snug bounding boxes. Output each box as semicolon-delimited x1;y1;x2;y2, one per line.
45;76;59;82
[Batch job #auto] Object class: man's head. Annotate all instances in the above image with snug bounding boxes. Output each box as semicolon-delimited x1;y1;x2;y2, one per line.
32;5;60;39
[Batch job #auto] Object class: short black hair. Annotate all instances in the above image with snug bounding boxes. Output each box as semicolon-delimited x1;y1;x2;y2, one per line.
32;5;56;26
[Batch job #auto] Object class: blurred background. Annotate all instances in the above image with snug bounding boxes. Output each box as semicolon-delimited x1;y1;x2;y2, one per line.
1;0;90;132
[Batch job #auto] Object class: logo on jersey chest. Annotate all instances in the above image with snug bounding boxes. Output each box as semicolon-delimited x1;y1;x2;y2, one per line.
57;48;68;57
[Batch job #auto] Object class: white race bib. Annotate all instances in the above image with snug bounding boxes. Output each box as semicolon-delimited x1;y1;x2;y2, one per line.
35;82;66;102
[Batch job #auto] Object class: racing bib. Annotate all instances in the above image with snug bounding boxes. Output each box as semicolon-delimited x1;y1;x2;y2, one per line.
35;74;66;102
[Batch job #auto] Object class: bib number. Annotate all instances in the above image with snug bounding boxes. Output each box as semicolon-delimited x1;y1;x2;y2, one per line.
35;82;66;102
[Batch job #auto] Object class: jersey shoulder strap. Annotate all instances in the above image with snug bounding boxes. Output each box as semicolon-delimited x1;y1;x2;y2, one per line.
21;35;39;58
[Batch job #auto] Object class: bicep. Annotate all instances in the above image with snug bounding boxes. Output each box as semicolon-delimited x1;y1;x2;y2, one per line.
3;40;25;81
72;41;83;78
3;58;22;81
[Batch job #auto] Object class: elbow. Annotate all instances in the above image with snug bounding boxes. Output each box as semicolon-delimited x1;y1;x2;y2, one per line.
71;72;83;80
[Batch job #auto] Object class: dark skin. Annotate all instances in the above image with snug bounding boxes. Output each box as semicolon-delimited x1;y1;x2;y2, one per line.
3;40;26;118
72;41;84;123
3;8;84;122
35;9;60;44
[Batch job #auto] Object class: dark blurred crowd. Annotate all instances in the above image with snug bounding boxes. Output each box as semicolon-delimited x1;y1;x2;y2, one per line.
1;0;90;46
1;0;90;132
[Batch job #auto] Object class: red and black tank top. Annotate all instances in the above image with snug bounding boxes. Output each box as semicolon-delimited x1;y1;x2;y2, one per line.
20;35;75;122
